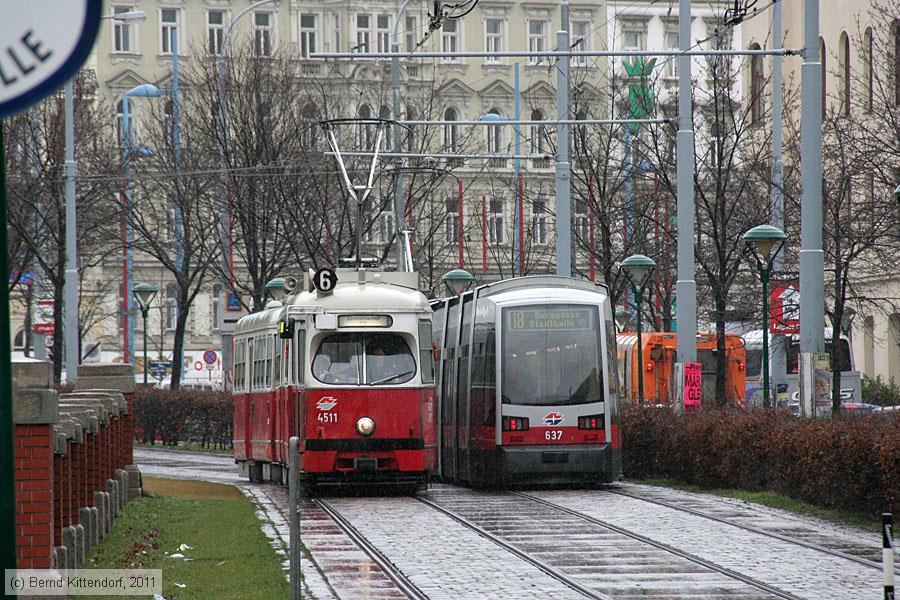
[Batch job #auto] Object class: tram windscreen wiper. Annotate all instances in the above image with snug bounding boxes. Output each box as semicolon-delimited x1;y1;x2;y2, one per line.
370;370;415;385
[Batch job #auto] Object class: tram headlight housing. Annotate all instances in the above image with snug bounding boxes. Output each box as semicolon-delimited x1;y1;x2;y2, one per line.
356;416;376;436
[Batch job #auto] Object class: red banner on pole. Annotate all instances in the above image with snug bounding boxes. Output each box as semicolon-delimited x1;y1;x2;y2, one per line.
769;272;800;335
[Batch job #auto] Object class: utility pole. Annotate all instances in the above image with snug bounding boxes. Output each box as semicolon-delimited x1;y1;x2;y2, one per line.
64;80;79;383
770;0;786;403
555;2;571;277
675;0;697;366
799;0;824;415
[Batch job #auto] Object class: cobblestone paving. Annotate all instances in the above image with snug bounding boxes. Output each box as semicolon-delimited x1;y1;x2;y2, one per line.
617;482;895;568
426;485;771;599
325;495;587;599
534;487;885;599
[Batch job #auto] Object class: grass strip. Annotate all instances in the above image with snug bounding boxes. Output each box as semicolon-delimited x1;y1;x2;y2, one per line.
632;478;879;530
84;477;289;599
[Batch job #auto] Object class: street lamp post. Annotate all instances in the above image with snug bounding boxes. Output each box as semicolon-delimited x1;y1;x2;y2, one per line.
621;254;656;407
121;84;161;364
442;268;474;297
743;224;787;409
133;283;158;386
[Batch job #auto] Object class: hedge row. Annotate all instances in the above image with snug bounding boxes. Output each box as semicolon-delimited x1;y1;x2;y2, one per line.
621;407;900;514
131;388;233;450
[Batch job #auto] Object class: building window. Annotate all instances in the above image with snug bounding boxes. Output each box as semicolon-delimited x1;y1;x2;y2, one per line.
115;99;133;147
442;19;460;62
622;25;645;52
527;20;547;65
664;27;679;78
332;13;341;52
571;20;590;67
358;104;373;148
113;5;136;53
300;14;318;58
530;109;550;169
864;27;873;112
575;198;589;242
485;19;504;64
301;104;318;149
207;10;225;56
212;284;222;331
377;14;391;52
840;32;851;117
444;107;459;152
749;43;764;124
446;196;461;246
573;109;588;156
254;12;274;56
356;14;371;52
486;108;505;167
531;199;548;245
165;284;177;331
160;8;179;55
379;105;392;151
488;199;504;244
405;15;418;52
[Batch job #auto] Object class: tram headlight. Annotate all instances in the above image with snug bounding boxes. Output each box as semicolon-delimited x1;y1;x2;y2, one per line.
356;417;376;436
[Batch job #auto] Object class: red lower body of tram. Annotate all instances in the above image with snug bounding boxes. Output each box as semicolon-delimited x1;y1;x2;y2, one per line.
234;385;436;487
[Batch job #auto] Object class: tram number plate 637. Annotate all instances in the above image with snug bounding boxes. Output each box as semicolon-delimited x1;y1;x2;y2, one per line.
317;413;338;424
545;430;563;441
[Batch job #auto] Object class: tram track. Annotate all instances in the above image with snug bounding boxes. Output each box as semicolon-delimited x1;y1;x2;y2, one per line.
511;492;802;600
314;498;429;600
416;496;612;600
606;486;897;574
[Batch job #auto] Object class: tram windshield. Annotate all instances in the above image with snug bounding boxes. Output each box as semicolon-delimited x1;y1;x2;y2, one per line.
312;333;416;385
501;304;603;406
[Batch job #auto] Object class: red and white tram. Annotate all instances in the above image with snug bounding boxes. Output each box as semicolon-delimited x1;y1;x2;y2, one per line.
431;276;621;485
232;269;437;489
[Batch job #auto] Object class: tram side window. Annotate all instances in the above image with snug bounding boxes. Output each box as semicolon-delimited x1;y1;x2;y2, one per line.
273;335;282;387
234;339;246;391
265;336;273;388
295;330;305;385
418;320;434;384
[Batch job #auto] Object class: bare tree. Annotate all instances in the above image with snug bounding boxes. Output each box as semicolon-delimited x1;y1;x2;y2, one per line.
4;72;119;381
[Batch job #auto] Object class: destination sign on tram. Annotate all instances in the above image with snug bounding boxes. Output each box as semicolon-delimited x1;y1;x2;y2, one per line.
506;307;593;331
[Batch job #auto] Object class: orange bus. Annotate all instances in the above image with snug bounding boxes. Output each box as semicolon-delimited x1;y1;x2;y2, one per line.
616;332;746;407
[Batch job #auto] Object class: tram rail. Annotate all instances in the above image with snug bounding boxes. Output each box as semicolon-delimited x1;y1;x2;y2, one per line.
513;491;803;600
606;486;898;574
314;498;429;600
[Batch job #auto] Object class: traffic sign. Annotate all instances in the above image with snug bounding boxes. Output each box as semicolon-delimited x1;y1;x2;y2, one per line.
313;268;338;293
0;1;102;118
203;349;217;365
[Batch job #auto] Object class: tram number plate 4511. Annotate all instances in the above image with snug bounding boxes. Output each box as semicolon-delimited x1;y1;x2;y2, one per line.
545;430;563;441
317;413;338;423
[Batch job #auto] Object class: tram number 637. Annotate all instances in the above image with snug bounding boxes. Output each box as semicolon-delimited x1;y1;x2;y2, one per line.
545;430;563;441
317;413;338;424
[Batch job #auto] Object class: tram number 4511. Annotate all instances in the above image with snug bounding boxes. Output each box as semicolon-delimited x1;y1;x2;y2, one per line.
545;430;563;441
317;413;338;423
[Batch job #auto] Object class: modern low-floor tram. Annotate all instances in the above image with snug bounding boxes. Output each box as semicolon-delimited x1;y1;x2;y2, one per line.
431;276;621;486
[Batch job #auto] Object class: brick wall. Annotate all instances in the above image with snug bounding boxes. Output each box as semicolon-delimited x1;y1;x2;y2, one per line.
12;360;140;569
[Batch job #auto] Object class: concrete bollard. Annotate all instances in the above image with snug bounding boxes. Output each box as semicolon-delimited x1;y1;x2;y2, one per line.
116;469;128;511
124;464;143;501
107;480;118;519
55;546;68;574
93;492;106;539
89;507;99;546
80;507;94;552
102;491;112;533
61;526;77;569
74;524;85;566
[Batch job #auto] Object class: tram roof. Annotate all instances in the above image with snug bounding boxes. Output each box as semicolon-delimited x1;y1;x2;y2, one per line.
235;269;430;334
